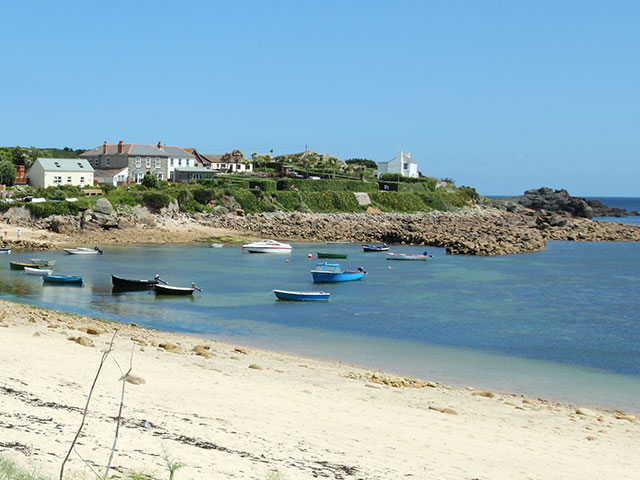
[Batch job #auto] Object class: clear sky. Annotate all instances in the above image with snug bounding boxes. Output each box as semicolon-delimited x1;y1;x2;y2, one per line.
1;0;638;196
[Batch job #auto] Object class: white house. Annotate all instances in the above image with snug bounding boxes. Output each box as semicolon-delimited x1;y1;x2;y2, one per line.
94;167;129;186
376;150;419;178
27;158;94;188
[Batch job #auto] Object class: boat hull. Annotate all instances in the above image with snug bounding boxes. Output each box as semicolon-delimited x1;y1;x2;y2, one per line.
112;274;158;290
154;284;195;295
0;248;11;254
273;290;330;301
242;240;293;254
43;274;83;285
24;267;54;275
386;253;431;261
311;271;364;283
10;261;47;270
317;252;348;259
64;248;101;255
362;244;389;252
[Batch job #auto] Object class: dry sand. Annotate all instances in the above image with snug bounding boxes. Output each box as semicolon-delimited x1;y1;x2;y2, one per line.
1;300;638;480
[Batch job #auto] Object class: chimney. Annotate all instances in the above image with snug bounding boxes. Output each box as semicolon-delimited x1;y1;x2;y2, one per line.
157;141;162;149
118;140;123;154
103;141;107;153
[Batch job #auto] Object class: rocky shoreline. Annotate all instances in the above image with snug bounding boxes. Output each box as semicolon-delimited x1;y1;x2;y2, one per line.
2;196;639;256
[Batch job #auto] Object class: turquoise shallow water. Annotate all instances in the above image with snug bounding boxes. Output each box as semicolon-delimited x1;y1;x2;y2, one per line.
1;237;639;412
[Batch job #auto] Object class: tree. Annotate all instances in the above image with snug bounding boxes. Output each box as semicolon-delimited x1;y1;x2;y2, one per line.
141;173;158;189
0;160;17;186
345;158;377;169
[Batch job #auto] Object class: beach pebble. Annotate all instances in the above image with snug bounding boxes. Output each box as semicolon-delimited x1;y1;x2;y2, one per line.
126;374;146;385
85;327;102;335
33;331;41;337
248;363;263;370
472;391;495;398
615;414;636;422
67;336;94;347
158;342;182;353
576;408;597;417
234;347;248;355
192;345;214;358
586;436;596;441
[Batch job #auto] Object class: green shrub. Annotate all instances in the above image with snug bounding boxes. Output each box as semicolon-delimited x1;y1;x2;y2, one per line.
107;192;143;207
142;192;171;210
249;179;277;192
141;174;158;188
179;198;207;213
232;189;270;214
26;201;79;218
272;191;303;211
192;188;216;205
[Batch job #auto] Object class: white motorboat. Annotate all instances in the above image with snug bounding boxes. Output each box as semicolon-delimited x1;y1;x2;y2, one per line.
24;266;54;275
209;243;224;248
242;239;293;254
64;246;103;255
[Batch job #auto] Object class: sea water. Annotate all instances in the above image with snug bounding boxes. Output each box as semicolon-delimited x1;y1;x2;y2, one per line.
1;201;639;412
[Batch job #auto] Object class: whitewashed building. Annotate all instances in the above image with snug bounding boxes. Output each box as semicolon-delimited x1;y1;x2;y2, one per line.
376;150;419;178
27;158;94;188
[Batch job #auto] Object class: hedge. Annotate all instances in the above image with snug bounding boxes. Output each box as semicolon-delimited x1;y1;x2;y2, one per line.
369;192;430;213
271;191;304;211
249;179;277;192
192;188;216;205
276;178;378;192
299;191;360;213
142;192;171;210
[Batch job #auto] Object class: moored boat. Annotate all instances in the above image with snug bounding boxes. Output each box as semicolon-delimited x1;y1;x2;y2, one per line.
273;289;330;301
0;248;11;254
30;259;56;266
10;261;47;270
317;252;348;259
362;243;389;252
24;267;54;275
209;243;224;248
242;239;292;254
64;246;103;255
112;274;163;290
154;282;202;295
386;252;433;261
43;274;83;285
311;263;366;283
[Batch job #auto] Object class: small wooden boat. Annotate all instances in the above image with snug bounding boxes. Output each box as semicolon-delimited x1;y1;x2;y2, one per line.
112;274;163;290
317;252;348;259
10;261;47;270
24;266;54;275
311;263;366;283
362;243;389;252
209;243;224;248
43;274;83;285
242;240;292;254
154;283;202;295
30;259;56;266
64;246;103;255
386;252;433;261
0;248;11;254
273;289;330;301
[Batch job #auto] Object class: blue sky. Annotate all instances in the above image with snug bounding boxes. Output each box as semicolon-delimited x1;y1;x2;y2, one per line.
1;1;638;196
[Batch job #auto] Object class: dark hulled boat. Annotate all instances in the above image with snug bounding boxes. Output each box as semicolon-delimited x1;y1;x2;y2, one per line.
112;274;160;290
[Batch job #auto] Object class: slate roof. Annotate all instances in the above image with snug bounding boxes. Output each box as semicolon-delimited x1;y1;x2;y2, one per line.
162;146;195;158
80;144;169;157
33;158;94;172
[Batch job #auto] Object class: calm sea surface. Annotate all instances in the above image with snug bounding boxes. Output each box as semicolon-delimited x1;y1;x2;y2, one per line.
1;198;639;412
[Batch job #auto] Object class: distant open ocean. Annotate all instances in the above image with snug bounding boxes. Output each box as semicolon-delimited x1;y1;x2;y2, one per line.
1;197;638;412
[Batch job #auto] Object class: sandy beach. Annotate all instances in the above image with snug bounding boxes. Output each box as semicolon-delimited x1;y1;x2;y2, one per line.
1;300;638;480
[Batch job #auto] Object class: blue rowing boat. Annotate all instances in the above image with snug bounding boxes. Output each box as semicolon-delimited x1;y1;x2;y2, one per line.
43;274;84;285
273;290;330;301
310;263;366;283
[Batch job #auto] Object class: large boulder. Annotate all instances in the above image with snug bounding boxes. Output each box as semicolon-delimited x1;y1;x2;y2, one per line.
93;198;114;215
49;215;78;234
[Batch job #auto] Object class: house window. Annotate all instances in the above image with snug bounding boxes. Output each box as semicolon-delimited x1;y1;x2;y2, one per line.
146;157;151;168
106;157;110;167
157;173;163;180
186;159;190;167
136;157;141;167
80;176;85;184
178;159;182;166
155;157;161;168
170;158;174;166
67;176;72;183
53;176;61;184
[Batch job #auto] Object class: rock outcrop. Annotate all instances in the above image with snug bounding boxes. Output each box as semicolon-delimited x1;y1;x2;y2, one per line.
503;187;639;218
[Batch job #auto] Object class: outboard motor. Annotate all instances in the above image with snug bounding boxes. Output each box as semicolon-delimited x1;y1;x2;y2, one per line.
358;266;367;274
